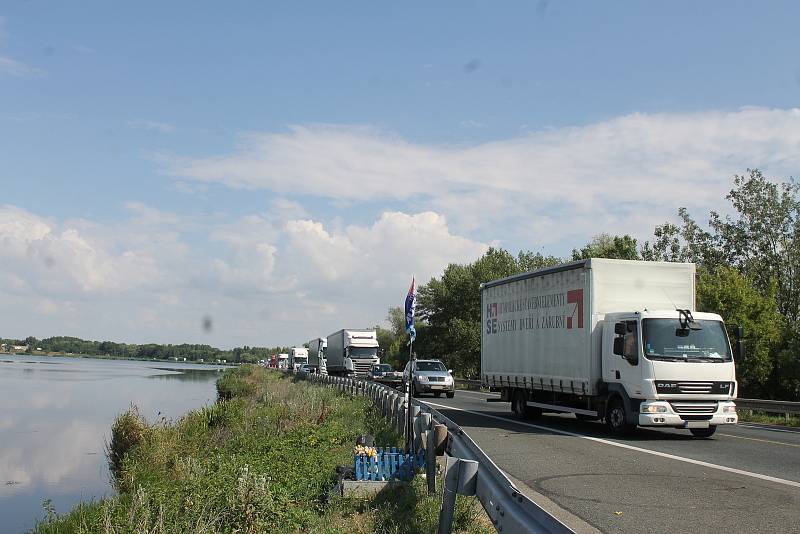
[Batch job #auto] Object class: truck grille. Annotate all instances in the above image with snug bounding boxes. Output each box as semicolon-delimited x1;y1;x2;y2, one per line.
353;361;374;376
427;376;445;382
656;381;732;395
669;401;718;415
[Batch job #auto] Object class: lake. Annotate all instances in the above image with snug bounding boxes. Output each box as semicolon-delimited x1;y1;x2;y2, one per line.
0;355;226;533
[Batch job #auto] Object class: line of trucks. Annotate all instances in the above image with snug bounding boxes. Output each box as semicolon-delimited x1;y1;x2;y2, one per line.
268;258;739;437
268;329;381;377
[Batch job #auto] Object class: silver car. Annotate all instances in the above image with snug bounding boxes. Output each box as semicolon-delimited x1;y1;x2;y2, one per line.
403;359;455;398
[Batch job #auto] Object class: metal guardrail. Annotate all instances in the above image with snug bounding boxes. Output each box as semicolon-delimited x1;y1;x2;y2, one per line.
736;398;800;416
301;371;573;534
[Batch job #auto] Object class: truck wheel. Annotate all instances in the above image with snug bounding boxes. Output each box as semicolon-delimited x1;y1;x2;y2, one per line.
689;425;717;438
512;390;541;420
446;392;454;399
434;392;441;397
606;398;634;436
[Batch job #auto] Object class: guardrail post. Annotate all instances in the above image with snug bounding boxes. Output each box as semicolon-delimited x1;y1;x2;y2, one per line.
426;429;436;495
438;457;478;534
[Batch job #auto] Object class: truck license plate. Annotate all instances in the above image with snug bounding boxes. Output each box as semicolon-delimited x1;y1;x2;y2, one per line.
684;421;710;429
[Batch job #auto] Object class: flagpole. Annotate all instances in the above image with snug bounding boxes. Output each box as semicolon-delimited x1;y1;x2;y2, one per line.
406;335;414;452
404;276;417;454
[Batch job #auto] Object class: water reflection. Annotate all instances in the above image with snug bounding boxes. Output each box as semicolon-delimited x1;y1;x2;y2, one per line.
0;355;225;533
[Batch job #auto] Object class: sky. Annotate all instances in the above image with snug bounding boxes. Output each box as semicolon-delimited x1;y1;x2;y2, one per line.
2;1;800;348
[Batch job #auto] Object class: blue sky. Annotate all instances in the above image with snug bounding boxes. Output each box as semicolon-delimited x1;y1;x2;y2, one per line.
2;2;799;347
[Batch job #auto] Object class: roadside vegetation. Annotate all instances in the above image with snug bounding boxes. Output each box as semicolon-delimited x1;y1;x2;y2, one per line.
737;410;800;428
33;366;491;533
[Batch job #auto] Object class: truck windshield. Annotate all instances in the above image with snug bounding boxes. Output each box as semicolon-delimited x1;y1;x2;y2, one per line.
642;319;731;362
294;356;307;362
350;347;377;358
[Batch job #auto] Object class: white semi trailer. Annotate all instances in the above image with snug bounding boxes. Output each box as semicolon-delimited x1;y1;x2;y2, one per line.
481;258;739;437
326;329;380;377
308;337;327;375
288;347;308;372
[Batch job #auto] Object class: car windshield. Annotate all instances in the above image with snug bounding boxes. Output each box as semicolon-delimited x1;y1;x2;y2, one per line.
416;361;446;372
373;364;392;372
642;319;732;361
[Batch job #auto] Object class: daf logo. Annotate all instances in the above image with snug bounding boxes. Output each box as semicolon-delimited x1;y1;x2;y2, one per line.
720;383;729;389
657;383;678;388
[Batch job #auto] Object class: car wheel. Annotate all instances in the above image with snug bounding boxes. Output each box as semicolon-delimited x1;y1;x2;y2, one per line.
689;425;717;438
606;398;634;436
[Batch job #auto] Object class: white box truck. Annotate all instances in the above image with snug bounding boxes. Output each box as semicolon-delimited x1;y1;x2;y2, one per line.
326;329;380;377
481;258;739;437
288;347;308;372
308;337;327;375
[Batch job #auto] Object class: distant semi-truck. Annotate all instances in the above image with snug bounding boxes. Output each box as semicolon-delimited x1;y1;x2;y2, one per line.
308;337;327;375
277;353;289;370
288;347;308;372
481;258;739;437
326;329;380;377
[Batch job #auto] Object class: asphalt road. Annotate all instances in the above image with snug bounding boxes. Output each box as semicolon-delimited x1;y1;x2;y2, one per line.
417;389;800;534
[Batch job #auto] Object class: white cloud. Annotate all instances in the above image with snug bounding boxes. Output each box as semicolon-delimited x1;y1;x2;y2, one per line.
0;55;44;77
128;119;175;133
0;203;486;347
0;18;44;78
163;107;800;247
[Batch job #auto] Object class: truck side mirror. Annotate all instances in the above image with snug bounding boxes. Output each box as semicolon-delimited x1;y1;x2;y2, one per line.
614;322;627;336
613;336;624;356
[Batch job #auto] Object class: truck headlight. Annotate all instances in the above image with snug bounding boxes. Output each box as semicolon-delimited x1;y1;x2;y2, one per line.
641;403;668;414
416;375;428;382
722;404;737;414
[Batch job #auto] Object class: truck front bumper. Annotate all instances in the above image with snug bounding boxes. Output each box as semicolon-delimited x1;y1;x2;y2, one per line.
638;400;738;428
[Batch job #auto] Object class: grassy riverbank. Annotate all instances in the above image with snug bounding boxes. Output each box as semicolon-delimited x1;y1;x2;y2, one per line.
34;366;491;533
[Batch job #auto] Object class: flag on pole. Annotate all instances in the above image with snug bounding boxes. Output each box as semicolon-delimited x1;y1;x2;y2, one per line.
405;277;417;342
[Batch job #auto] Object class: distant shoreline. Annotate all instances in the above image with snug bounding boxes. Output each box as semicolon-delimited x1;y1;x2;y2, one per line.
0;351;237;366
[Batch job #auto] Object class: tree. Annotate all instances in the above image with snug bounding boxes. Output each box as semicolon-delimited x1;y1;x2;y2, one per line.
572;234;640;260
696;266;782;398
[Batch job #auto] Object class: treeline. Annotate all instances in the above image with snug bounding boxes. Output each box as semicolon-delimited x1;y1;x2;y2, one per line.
0;335;291;364
374;170;800;401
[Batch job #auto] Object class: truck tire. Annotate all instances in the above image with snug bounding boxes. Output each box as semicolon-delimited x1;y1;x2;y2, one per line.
689;425;717;438
512;390;541;420
433;392;441;398
606;398;634;436
446;391;454;398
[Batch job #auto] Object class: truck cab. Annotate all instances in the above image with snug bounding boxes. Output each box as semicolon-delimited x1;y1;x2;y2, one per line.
602;309;738;436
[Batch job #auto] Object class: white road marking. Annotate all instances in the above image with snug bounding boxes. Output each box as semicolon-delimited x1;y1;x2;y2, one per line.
424;401;800;489
717;433;800;448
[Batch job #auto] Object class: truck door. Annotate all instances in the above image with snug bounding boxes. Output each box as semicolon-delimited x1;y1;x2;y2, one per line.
607;318;643;399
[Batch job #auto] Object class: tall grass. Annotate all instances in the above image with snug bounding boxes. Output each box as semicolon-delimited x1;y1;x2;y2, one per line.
34;366;490;533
